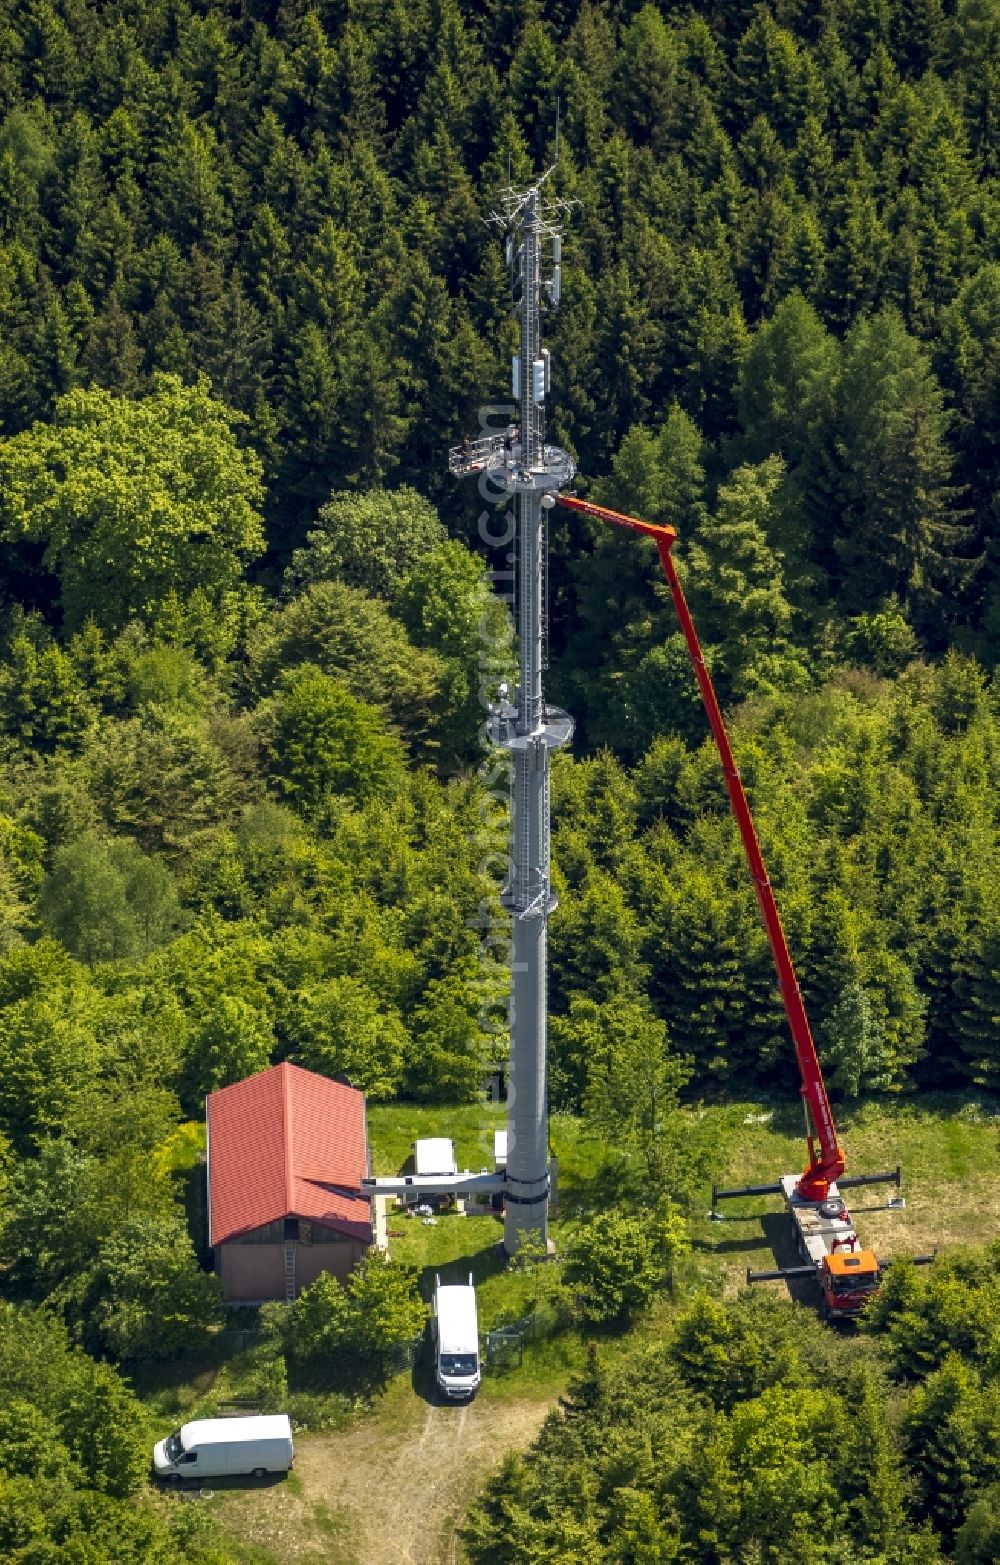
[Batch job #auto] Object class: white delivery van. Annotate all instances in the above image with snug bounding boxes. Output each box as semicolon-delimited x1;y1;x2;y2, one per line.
153;1414;294;1482
432;1272;480;1400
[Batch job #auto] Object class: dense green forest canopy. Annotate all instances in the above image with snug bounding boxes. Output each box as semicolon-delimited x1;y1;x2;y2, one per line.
0;0;994;1103
0;0;998;1557
464;1247;1000;1565
0;0;997;646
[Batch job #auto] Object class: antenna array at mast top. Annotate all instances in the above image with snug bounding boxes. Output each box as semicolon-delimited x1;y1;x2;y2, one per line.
489;162;574;241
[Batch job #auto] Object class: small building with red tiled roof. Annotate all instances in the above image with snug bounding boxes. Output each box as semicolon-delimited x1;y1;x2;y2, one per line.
206;1061;372;1304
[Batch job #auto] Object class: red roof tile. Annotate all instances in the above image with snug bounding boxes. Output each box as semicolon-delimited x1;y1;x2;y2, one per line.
207;1062;371;1247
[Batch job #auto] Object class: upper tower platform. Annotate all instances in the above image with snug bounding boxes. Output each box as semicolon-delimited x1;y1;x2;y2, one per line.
448;433;575;493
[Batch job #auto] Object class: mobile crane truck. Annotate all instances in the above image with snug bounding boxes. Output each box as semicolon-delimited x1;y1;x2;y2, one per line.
556;493;929;1321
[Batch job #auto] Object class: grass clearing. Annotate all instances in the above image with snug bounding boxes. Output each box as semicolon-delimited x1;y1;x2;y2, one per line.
145;1092;999;1562
690;1092;1000;1297
367;1101;507;1179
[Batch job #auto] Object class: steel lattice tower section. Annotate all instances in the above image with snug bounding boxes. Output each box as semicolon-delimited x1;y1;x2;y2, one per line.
449;174;575;1252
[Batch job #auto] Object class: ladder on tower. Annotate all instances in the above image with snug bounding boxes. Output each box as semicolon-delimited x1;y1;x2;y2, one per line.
283;1243;296;1302
512;757;533;909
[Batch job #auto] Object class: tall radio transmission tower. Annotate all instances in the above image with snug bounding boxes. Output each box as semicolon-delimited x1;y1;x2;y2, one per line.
449;169;576;1251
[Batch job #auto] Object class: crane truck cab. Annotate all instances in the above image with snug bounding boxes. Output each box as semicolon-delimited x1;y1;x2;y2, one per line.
822;1249;880;1318
786;1182;880;1320
432;1273;480;1400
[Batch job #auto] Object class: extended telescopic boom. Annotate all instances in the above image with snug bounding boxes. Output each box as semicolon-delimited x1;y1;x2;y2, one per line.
557;494;845;1202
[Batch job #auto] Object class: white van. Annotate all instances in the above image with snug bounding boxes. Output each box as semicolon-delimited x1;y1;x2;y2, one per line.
153;1414;294;1482
432;1273;480;1400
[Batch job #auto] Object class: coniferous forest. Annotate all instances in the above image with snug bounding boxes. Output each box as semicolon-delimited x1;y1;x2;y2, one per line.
0;0;998;1559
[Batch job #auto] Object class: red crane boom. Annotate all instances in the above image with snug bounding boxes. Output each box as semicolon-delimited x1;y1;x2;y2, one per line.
557;494;844;1202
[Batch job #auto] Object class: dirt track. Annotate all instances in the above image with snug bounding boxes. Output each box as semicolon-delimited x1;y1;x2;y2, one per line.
304;1394;550;1565
211;1390;553;1565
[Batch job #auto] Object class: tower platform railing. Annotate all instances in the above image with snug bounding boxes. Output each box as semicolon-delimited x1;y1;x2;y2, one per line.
448;433;506;476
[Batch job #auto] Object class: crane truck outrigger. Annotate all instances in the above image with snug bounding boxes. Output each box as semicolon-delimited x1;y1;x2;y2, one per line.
556;493;923;1322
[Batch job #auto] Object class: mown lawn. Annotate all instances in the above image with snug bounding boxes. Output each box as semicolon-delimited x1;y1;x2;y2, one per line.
368;1091;1000;1387
366;1100;507;1180
688;1092;1000;1294
367;1102;619;1400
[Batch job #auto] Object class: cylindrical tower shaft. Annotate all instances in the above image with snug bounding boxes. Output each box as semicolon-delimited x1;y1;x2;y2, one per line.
506;486;551;1249
448;170;575;1255
504;187;562;1254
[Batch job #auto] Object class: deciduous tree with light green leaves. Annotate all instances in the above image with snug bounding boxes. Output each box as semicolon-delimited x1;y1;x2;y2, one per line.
246;579;444;759
65;1212;222;1362
285;486;447;599
392;539;514;764
38;832;182;963
267;664;405;812
724;1384;847;1562
287;974;409;1098
182;992;275;1107
572;993;692;1196
0;992;102;1152
284;1252;425;1389
0;375;265;633
956;1485;1000;1565
0;1304;147;1499
562;1209;666;1324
